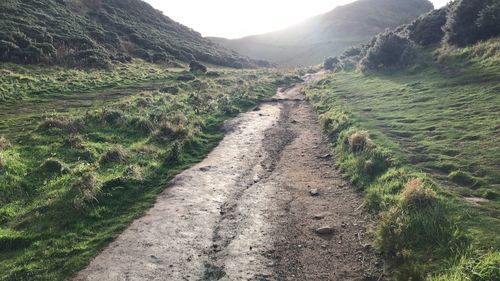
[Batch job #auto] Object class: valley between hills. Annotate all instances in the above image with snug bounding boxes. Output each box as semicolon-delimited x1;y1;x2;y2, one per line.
0;0;499;280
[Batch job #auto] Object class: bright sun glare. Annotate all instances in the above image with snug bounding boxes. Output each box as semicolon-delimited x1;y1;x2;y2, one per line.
145;0;450;39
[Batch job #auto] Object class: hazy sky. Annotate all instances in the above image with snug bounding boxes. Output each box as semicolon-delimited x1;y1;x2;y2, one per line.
144;0;450;39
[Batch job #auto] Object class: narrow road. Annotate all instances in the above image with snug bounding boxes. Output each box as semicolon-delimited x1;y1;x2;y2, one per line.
75;73;382;281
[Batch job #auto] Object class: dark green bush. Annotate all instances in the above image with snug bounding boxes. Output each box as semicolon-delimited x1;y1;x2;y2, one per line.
324;57;339;70
476;1;500;40
359;31;416;72
407;8;448;46
444;0;500;47
65;49;112;69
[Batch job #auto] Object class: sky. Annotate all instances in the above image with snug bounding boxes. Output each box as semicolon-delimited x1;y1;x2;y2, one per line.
144;0;450;39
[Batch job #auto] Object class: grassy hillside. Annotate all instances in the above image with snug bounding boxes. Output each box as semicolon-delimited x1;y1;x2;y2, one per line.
306;39;499;280
308;0;500;277
0;0;264;68
0;62;294;280
210;0;433;66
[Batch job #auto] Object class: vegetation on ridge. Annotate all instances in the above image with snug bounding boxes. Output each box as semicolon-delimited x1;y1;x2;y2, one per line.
0;0;266;69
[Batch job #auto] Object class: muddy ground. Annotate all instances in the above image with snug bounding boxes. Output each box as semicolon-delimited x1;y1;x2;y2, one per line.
75;74;383;281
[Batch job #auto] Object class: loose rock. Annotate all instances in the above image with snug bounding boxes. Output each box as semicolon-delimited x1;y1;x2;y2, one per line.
310;189;319;196
316;226;335;235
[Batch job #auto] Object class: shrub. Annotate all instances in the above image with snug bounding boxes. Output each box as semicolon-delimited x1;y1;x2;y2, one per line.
177;73;196;81
189;60;207;73
0;136;10;151
400;178;437;210
111;52;132;63
359;31;416;71
133;49;152;62
72;171;101;209
476;1;500;40
407;8;448;46
347;131;372;152
324;57;339;70
100;146;129;164
206;71;221;77
65;49;112;69
444;0;500;47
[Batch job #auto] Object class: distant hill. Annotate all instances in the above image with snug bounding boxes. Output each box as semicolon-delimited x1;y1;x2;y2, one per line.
0;0;263;68
209;0;433;66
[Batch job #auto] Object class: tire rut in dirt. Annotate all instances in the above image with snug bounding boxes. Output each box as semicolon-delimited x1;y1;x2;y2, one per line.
203;101;297;281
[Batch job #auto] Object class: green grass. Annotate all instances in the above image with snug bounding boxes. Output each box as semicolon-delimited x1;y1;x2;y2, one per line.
304;40;499;280
0;62;289;280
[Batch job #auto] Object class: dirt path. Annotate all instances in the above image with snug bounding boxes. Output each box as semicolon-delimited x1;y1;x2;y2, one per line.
74;74;383;281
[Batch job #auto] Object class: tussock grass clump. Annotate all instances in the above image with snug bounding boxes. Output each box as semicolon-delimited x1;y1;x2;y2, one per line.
123;165;142;180
72;171;101;209
130;117;155;135
0;155;5;171
347;131;372;152
0;136;10;151
319;111;350;137
38;116;85;134
165;141;183;163
154;121;190;143
100;146;129;164
159;86;179;94
135;97;153;108
100;109;126;126
40;159;69;175
448;170;482;188
431;251;500;281
400;178;437;210
375;199;464;280
62;135;85;149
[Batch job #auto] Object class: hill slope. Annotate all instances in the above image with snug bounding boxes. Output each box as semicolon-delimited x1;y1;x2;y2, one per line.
0;0;261;68
308;0;500;279
210;0;433;66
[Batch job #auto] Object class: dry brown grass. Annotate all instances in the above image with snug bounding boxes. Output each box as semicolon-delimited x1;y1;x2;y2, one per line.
72;171;100;209
100;145;129;164
348;131;372;152
400;178;437;210
0;135;10;151
38;116;85;134
154;121;189;142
